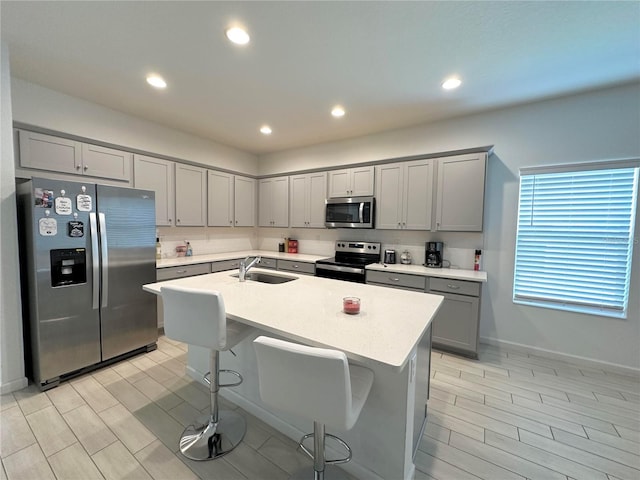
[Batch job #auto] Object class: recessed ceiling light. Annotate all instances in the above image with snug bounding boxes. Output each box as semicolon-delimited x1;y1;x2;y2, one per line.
260;125;272;135
146;74;167;89
442;77;462;90
226;27;250;45
331;106;345;118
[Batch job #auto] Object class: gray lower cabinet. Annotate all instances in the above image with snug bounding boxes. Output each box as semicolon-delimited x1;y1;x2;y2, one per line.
156;263;212;327
211;258;242;273
277;259;315;275
366;270;426;291
428;278;481;358
258;257;277;270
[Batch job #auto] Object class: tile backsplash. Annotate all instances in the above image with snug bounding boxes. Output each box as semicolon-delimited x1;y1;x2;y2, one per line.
156;225;484;271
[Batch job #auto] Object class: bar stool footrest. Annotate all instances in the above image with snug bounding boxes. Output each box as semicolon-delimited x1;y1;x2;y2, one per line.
298;432;352;465
203;370;243;388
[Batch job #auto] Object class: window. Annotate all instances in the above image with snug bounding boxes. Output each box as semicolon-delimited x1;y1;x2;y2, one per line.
513;161;639;318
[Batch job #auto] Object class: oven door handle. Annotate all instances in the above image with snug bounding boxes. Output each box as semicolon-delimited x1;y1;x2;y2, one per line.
316;264;365;275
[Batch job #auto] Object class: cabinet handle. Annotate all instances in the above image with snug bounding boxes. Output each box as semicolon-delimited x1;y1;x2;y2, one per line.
168;219;172;223
176;270;187;274
293;264;299;269
389;277;400;282
176;219;180;223
84;165;89;171
235;220;238;224
76;165;81;170
447;284;460;289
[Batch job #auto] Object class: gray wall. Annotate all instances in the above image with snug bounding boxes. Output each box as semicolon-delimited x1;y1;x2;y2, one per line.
260;83;640;370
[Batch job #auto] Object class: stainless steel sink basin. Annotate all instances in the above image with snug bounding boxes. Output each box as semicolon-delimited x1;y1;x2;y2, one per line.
231;272;297;284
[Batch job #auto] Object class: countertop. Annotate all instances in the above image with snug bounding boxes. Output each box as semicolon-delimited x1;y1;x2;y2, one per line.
157;251;486;283
157;250;328;268
366;263;487;282
144;268;443;370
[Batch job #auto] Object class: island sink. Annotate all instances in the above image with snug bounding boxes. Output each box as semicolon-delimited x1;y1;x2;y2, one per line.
230;272;297;284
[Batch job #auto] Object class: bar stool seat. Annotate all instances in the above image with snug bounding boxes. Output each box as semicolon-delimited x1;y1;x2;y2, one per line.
253;336;374;480
161;285;253;460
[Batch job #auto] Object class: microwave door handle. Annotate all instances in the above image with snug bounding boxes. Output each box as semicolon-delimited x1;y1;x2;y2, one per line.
98;213;108;308
359;202;364;223
89;213;99;310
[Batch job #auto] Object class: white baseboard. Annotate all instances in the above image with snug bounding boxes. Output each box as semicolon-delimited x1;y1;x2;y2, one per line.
480;337;640;376
0;376;28;394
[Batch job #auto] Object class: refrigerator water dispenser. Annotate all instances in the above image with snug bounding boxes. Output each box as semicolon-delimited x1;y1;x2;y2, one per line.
50;248;87;287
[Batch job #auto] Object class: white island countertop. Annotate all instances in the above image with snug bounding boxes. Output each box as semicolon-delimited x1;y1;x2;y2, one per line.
144;268;443;370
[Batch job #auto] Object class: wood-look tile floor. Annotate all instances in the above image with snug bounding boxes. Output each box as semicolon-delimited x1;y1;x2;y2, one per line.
1;337;638;479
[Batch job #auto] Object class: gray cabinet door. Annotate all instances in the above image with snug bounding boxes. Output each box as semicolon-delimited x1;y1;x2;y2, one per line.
403;159;433;230
19;130;81;175
431;292;480;355
134;155;175;226
351;165;375;196
435;154;486;231
81;144;132;181
307;172;327;227
234;176;256;227
208;170;233;226
175;164;206;226
375;163;403;229
259;177;289;227
289;174;308;228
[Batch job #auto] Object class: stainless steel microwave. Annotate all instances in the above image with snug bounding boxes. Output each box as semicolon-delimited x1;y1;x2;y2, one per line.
325;196;375;228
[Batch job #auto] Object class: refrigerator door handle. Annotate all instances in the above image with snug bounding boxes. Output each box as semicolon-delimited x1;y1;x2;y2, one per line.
89;212;100;310
98;212;109;308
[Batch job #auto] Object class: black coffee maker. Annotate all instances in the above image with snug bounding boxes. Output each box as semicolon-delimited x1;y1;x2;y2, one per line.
425;242;443;268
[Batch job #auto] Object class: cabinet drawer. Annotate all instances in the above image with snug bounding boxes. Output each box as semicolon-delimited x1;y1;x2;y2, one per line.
210;259;242;273
156;263;210;281
259;257;277;270
429;278;480;297
278;259;315;275
367;270;426;290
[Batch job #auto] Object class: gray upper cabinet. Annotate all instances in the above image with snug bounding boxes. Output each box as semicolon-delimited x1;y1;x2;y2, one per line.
290;172;327;228
133;154;175;226
175;164;206;226
207;170;233;227
207;172;255;227
434;153;487;231
18;130;132;182
259;176;289;227
234;175;256;227
328;166;374;197
375;159;433;230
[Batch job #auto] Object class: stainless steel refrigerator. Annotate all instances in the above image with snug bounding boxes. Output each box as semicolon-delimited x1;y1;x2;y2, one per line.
17;177;158;390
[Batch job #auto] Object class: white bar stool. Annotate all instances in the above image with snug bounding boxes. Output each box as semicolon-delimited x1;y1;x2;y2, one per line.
253;336;374;480
161;285;253;461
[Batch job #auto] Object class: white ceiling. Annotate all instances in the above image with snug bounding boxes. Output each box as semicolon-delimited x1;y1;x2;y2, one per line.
2;1;639;155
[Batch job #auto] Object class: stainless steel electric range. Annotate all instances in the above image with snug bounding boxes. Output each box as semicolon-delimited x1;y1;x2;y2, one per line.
315;241;381;283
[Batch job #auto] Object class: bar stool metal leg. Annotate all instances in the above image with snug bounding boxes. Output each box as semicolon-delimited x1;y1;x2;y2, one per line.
292;421;351;480
178;350;246;460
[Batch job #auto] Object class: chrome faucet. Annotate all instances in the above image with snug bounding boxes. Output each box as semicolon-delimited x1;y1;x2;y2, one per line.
239;255;261;282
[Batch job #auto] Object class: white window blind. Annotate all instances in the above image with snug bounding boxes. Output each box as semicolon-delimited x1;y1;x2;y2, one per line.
513;165;639;317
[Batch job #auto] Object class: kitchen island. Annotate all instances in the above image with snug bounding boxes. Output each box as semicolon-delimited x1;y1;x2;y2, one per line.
144;269;443;480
